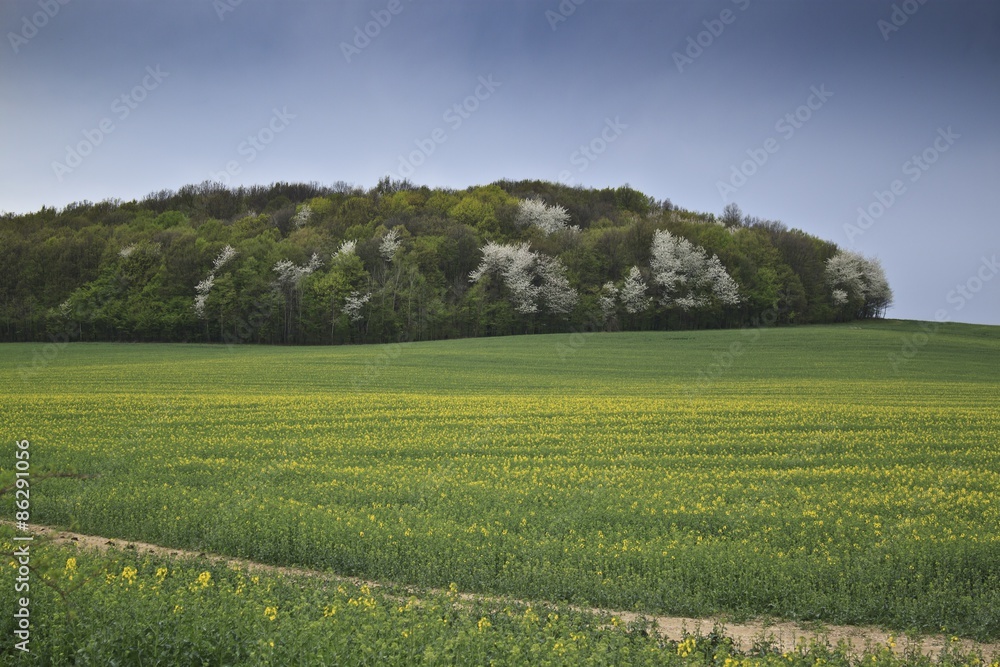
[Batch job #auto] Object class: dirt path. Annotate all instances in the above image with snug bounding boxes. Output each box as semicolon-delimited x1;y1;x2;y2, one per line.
17;523;1000;660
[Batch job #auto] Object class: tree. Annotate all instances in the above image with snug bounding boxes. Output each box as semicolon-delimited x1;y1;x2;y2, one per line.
536;253;578;315
193;245;237;320
291;204;312;229
272;253;322;342
649;230;740;310
310;246;368;342
825;250;892;319
1;178;880;343
469;242;539;314
597;282;618;322
721;203;743;228
620;266;651;314
515;199;576;235
469;242;577;315
343;291;371;323
379;228;402;262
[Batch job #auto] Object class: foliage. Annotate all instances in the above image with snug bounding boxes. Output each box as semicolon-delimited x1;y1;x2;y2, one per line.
0;180;885;344
515;198;576;235
825;250;893;319
469;242;578;315
649;230;741;309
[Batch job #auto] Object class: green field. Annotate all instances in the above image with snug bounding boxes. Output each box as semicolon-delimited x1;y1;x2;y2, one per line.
2;321;1000;662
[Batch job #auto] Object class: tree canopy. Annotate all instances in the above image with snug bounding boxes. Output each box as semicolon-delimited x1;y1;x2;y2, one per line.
0;179;890;344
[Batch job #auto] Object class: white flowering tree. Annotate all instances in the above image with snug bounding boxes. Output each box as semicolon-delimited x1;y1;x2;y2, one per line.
342;291;371;323
194;245;238;318
272;253;322;290
213;245;238;272
597;282;619;322
470;242;539;314
273;253;323;341
310;242;369;341
536;254;578;314
649;230;740;310
469;241;577;315
291;203;312;229
825;250;892;318
515;199;576;235
333;239;357;261
620;266;652;314
379;228;402;262
193;275;214;318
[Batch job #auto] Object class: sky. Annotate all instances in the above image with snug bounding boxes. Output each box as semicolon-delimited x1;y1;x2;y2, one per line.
1;0;998;325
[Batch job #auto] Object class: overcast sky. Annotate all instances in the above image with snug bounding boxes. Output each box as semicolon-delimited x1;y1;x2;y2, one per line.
1;0;997;324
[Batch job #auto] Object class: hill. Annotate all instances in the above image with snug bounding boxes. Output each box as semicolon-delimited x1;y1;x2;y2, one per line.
0;179;891;344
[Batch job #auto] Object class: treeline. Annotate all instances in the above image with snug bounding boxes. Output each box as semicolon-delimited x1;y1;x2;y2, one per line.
0;179;890;345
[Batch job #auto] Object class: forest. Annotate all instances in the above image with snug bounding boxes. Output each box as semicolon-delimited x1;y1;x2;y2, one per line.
0;179;892;345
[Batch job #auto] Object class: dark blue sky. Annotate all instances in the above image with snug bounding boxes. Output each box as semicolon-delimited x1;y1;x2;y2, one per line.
2;0;998;324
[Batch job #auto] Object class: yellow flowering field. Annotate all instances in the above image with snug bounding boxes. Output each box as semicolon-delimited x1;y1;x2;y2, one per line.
2;320;999;655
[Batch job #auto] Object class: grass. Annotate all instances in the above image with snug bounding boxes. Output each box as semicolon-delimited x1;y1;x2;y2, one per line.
2;320;999;659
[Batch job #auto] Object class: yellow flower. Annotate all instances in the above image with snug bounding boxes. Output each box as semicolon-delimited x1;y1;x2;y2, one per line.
173;605;183;614
65;557;77;571
197;571;211;588
121;566;138;585
155;567;168;582
264;606;277;621
477;617;492;631
677;637;697;657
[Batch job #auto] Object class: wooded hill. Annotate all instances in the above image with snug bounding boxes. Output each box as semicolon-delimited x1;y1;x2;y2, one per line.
0;179;891;344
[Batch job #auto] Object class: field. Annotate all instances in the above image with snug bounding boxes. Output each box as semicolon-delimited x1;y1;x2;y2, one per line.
2;320;1000;663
